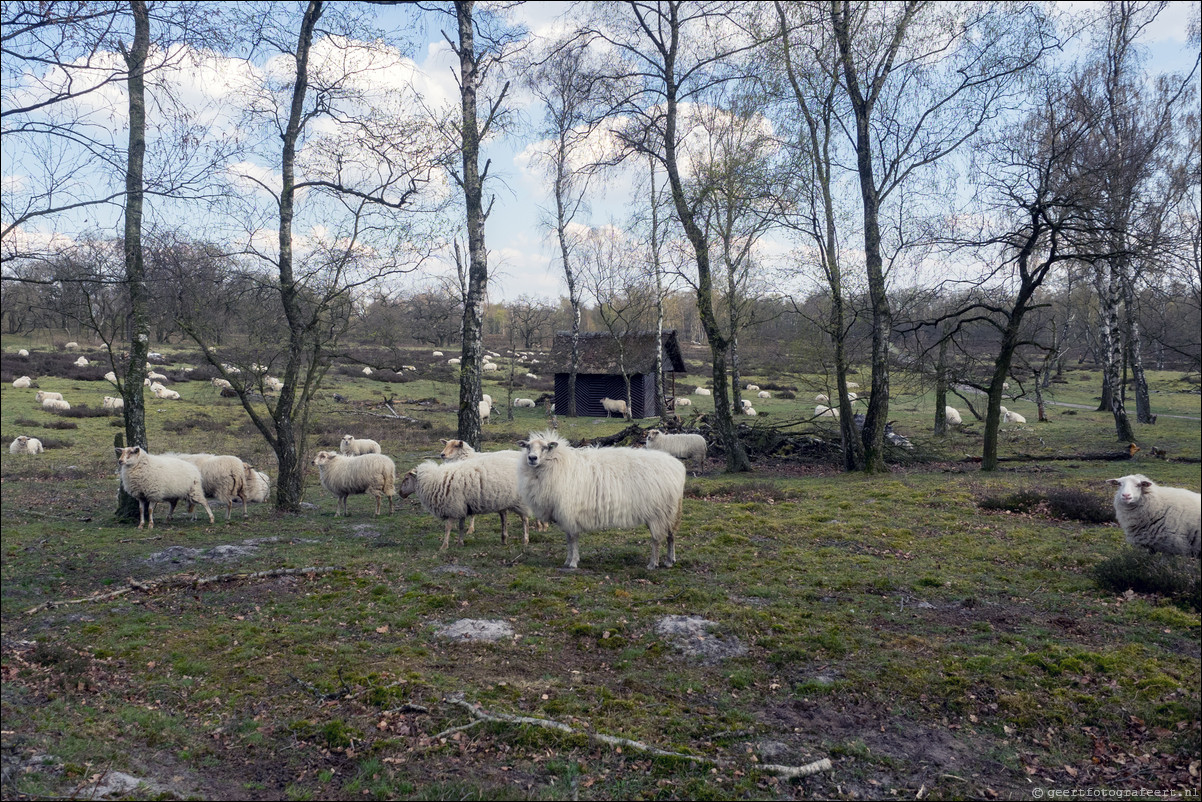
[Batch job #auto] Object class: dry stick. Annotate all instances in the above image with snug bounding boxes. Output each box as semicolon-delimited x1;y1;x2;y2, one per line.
23;566;337;615
442;695;832;779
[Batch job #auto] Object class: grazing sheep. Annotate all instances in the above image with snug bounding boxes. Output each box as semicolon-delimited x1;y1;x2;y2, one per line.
745;384;760;392
402;454;531;550
312;451;396;516
17;349;29;357
945;406;962;425
432;350;444;357
815;393;829;403
9;435;43;455
758;390;771;399
103;395;124;411
479;399;492;424
115;446;214;529
513;398;536;409
239;467;271;504
448;358;461;366
35;391;63;403
340;434;382;456
999;406;1026;424
164;453;249;521
601;397;628;418
645;429;707;471
73;356;90;367
42;398;70;412
674;397;692;407
12;376;32;388
104;371;118;384
1108;474;1200;558
212;377;233;391
517;430;686;570
694;387;712;396
152;384;180;400
816;404;838;418
482;393;492;405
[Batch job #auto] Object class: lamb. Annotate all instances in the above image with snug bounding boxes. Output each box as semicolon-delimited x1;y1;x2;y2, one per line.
745;384;760;392
694;387;712;396
601;397;628;418
758;390;771;399
999;406;1027;424
115;446;214;529
103;395;124;411
74;356;90;367
513;398;536;409
815;393;829;403
35;391;63;402
12;376;32;388
645;429;707;471
312;451;396;516
1108;474;1200;558
944;406;962;425
402;452;531;550
9;435;43;455
816;405;838;418
163;453;249;521
42;398;70;412
517;430;686;570
340;434;382;456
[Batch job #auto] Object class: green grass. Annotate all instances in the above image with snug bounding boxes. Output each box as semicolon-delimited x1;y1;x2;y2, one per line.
2;343;1199;800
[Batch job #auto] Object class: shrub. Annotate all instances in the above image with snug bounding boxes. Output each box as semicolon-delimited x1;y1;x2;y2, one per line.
977;486;1112;523
44;419;78;430
1092;550;1200;611
60;404;110;419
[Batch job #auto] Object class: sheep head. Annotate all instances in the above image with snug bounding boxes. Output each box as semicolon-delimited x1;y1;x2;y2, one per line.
1109;474;1153;507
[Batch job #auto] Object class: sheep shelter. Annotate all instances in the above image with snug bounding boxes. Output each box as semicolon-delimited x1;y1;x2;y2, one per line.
551;330;686;418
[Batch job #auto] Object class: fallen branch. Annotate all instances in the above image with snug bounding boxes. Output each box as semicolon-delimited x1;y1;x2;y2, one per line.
23;566;338;615
441;695;832;779
334;408;424;424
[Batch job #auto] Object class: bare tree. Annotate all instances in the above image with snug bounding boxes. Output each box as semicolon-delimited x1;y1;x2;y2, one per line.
507;295;556;349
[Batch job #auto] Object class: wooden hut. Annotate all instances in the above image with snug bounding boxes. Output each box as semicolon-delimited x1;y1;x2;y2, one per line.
551;330;686;418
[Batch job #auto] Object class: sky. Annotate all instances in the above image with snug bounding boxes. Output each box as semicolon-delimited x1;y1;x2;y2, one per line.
3;1;1199;303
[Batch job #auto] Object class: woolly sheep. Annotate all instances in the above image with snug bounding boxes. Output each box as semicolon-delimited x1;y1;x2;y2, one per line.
758;390;771;399
645;429;707;471
433;350;444;357
483;362;498;371
340;434;382;456
740;398;752;409
42;398;70;412
438;438;548;539
815;393;829;403
513;398;536;409
482;393;492;405
674;397;692;407
846;381;860;390
74;356;90;367
402;365;417;371
64;341;79;350
9;435;43;455
999;406;1026;424
847;392;858;401
362;366;373;375
115;446;214;529
35;391;63;403
479;399;492;424
152;384;180;400
448;358;461;366
239;467;271;504
402;452;531;550
103;395;124;411
816;405;838;418
601;397;627;418
745;384;760;392
17;349;29;357
945;406;962;425
212;377;233;391
743;406;757;416
164;453;249;521
694;387;712;396
263;376;283;393
1109;474;1200;558
517;430;686;570
12;376;32;389
525;372;540;380
104;371;118;384
312;451;396;516
147;371;167;382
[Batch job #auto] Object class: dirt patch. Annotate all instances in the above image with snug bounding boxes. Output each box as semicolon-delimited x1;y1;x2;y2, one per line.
432;564;478;576
435;619;515;642
654;615;747;663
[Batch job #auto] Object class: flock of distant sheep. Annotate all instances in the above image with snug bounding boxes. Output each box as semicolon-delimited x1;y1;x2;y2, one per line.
5;347;1199;566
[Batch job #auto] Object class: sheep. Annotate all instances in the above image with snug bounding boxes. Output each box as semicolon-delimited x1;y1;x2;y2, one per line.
437;438;548;539
12;376;32;389
745;384;760;392
448;358;461;366
743;406;757;416
847;392;858;401
644;429;707;471
17;349;29;357
152;384;180;400
694;387;712;396
482;393;492;405
164;453;249;521
846;381;860;390
212;377;233;391
362;366;373;375
674;397;692;407
146;371;167;382
758;390;771;399
483;362;498;372
312;451;396;516
402;454;531;550
432;350;444;357
1109;474;1200;558
104;371;118;384
815;393;829;403
740;398;753;409
944;406;962;425
513;398;536;409
601;397;629;418
74;356;90;367
999;406;1027;424
64;341;79;350
340;434;381;456
9;435;43;455
115;446;214;529
239;466;271;504
479;399;492;424
402;365;417;371
103;395;124;411
525;372;540;380
517;430;686;570
816;405;839;418
42;398;70;412
35;391;63;403
263;376;283;393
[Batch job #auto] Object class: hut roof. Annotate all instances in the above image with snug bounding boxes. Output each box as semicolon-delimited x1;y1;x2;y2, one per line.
550;330;686;375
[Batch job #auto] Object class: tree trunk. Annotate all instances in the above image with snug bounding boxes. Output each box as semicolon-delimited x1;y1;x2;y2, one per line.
650;157;666;419
1119;266;1152;423
1095;260;1135;440
934;330;948;435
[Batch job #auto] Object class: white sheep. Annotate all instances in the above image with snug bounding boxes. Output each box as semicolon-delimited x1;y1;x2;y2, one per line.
743;406;757;416
999;406;1026;424
147;371;167;382
479;399;492;424
740;398;752;408
448;358;461;366
103;395;124;411
483;362;498;372
674;397;692;407
239;466;271;504
12;376;32;389
402;365;417;371
312;451;396;516
35;391;63;403
115;446;214;529
517;430;686;570
645;429;707;471
152;384;180;400
104;371;118;384
944;406;962;425
64;341;79;350
164;453;249;521
601;397;628;418
846;381;860;390
42;398;70;412
1109;474;1200;558
745;384;760;392
17;349;29;357
432;350;444;357
758;390;771;399
402;453;531;550
525;372;540;380
437;438;548;539
362;366;373;375
482;393;492;405
9;435;43;455
815;393;829;403
816;405;838;418
261;376;282;392
847;392;858;401
73;356;90;367
340;434;381;456
694;387;712;396
513;398;536;409
212;377;233;391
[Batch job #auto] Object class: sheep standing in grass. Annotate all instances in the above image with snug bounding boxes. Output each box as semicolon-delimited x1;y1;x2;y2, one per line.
645;429;707;471
999;406;1027;424
402;452;531;550
944;406;962;425
517;430;686;570
479;399;492;424
116;446;214;529
1109;474;1200;558
13;376;32;388
240;466;271;504
42;398;70;412
164;453;249;521
313;451;396;516
438;438;550;538
340;434;381;456
9;436;43;455
601;397;627;418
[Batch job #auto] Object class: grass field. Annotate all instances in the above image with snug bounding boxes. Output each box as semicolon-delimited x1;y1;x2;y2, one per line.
2;344;1199;801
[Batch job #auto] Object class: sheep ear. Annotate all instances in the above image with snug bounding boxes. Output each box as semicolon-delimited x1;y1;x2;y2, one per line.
1107;479;1121;486
546;441;558;452
517;440;528;449
1139;480;1152;488
440;439;449;444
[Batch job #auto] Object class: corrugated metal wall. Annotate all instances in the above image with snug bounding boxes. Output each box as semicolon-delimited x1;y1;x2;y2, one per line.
554;373;658;417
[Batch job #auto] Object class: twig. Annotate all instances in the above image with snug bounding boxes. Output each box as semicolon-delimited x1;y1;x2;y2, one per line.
441;695;832;779
23;566;338;615
432;718;484;740
118;535;163;543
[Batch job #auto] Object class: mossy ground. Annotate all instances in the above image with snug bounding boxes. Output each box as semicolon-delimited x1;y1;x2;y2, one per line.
2;344;1199;800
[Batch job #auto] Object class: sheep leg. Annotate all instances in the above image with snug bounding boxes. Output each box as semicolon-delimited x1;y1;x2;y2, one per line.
466;515;476;536
225;499;233;522
563;530;580;569
196;497;215;525
647;528;662;570
440;519;453;551
499;510;508;545
138;499;150;530
374;494;382;516
241;495;248;519
456;518;465;547
519;511;530;546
